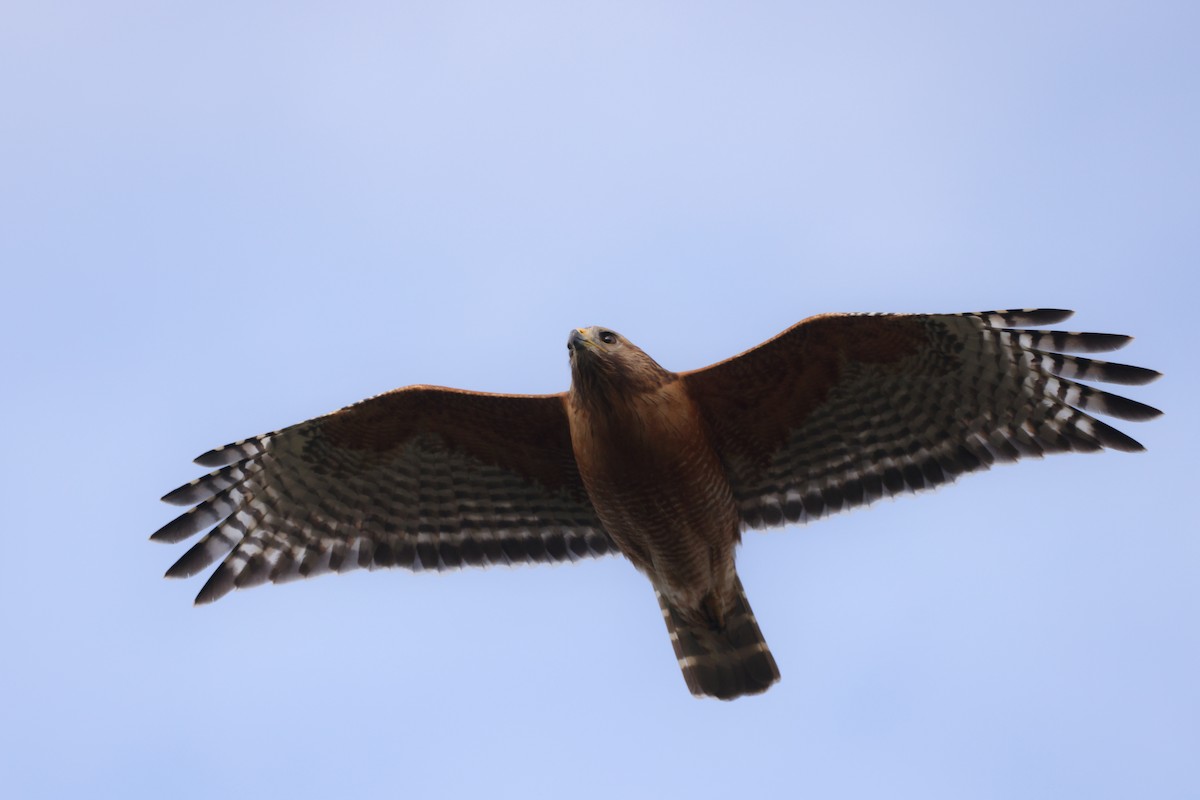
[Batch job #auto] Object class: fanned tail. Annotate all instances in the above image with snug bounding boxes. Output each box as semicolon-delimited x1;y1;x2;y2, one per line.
656;577;780;700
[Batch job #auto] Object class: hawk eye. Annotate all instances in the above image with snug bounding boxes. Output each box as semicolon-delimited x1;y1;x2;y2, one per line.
599;331;617;344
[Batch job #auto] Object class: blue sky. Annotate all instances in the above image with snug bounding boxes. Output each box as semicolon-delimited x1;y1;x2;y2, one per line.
2;1;1197;798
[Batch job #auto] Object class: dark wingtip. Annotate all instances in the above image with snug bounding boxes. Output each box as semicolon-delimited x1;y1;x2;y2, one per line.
1091;390;1164;422
150;510;204;544
1132;400;1163;421
161;483;201;506
1100;363;1163;386
194;448;232;467
164;545;208;578
193;565;235;605
1026;308;1074;326
164;564;187;579
1090;333;1134;351
1090;419;1148;452
981;308;1075;327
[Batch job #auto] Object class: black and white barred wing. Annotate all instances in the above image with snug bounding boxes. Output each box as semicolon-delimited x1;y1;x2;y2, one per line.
153;387;613;604
683;309;1161;530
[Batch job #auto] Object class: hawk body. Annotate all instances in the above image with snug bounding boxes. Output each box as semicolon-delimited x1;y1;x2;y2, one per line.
155;309;1160;699
567;338;735;604
566;328;775;697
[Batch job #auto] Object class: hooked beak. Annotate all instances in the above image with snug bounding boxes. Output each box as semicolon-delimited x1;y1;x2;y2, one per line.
568;328;591;351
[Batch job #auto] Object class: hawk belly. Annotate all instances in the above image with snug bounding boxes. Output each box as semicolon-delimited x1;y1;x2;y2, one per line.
568;379;779;699
567;380;738;613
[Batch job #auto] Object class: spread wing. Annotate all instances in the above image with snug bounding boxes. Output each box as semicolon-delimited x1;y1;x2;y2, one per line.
683;309;1162;530
153;386;613;604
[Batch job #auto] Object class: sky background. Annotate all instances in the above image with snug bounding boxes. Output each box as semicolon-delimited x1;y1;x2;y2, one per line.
2;1;1197;798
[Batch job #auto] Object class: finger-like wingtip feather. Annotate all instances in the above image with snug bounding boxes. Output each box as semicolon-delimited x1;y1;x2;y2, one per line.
1093;363;1161;386
164;527;239;579
969;308;1074;327
194;564;236;605
193;433;275;467
151;507;217;544
160;484;200;506
1088;418;1148;452
194;447;238;467
1010;308;1075;326
1005;329;1134;353
1091;392;1163;422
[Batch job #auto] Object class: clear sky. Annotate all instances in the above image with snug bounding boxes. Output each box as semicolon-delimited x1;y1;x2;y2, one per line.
2;2;1196;798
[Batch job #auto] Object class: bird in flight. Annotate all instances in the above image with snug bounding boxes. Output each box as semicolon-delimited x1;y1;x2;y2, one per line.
154;308;1160;700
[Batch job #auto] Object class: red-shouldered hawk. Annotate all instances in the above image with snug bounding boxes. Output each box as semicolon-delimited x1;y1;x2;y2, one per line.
154;309;1160;699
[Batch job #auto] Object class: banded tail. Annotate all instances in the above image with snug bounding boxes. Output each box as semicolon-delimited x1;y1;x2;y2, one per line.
656;577;781;700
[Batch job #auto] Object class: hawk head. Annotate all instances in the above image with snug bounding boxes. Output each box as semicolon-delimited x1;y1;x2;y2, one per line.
567;327;674;402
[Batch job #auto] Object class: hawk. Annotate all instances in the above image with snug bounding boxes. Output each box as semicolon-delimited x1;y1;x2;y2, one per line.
154;309;1160;699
